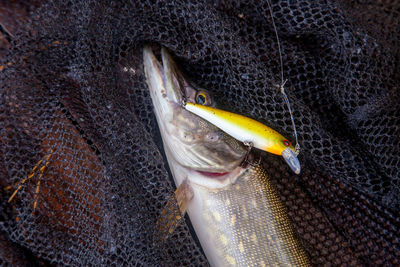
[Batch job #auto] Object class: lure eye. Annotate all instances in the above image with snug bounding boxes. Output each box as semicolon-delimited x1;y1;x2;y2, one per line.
195;91;212;106
283;140;291;147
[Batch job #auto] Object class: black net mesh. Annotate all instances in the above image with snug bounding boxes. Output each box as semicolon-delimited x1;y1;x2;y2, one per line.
0;0;399;266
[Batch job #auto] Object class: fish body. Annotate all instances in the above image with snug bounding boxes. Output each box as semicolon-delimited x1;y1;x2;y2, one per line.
143;46;310;266
192;165;309;266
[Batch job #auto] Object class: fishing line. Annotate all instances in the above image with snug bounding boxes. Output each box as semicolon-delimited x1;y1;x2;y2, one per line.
266;0;300;155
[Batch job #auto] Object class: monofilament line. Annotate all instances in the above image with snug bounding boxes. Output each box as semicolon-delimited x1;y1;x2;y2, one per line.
266;0;300;155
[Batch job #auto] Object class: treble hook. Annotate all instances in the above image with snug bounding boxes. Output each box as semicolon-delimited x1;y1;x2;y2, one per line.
242;141;261;167
180;84;188;107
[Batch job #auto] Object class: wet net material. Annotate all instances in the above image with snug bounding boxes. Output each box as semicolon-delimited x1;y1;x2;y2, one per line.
0;0;399;266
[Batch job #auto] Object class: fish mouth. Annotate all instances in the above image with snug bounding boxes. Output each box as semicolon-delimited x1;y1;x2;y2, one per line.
143;45;187;107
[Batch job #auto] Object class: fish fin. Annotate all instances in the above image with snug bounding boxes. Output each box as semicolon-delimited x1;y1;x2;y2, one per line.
155;178;194;242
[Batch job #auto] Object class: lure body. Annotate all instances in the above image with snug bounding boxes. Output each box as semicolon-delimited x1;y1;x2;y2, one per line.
185;103;291;155
185;103;300;174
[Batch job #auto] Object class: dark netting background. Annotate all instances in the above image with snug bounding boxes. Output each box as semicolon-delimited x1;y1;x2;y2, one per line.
0;0;399;266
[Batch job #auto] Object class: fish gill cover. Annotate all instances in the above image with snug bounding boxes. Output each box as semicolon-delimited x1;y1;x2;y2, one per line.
0;0;399;266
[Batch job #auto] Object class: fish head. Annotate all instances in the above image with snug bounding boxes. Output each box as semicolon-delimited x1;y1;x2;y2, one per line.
143;46;246;175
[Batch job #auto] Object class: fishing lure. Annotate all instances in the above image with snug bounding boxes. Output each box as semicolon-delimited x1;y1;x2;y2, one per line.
184;102;300;174
184;0;301;174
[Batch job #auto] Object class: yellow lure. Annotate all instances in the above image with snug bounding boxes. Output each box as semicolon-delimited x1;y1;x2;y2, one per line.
185;102;301;174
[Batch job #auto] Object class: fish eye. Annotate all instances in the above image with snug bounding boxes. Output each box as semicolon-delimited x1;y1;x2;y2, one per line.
195;91;212;106
283;140;291;147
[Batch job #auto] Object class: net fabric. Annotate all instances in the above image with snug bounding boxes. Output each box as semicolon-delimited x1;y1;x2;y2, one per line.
0;0;399;266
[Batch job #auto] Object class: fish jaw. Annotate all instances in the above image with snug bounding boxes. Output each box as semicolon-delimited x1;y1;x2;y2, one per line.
143;46;178;125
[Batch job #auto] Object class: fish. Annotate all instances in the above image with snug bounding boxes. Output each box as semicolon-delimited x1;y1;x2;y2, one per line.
144;46;310;266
